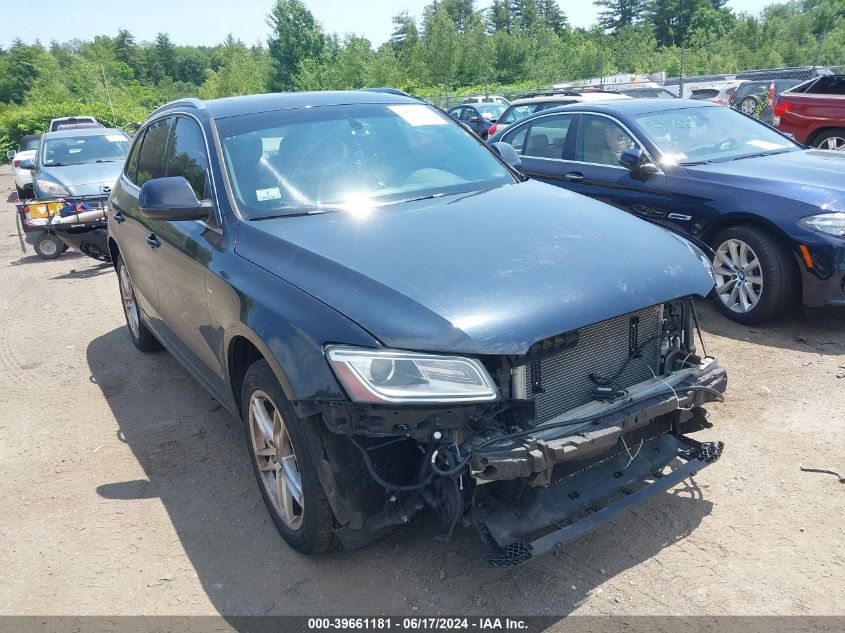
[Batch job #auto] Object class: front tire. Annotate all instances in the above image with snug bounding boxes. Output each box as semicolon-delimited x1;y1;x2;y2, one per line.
116;254;161;352
710;225;798;324
241;359;337;554
33;233;64;260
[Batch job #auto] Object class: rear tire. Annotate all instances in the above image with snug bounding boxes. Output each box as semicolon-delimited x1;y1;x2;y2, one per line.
241;359;337;554
15;185;27;200
115;254;161;352
710;225;798;325
812;128;845;151
33;233;64;260
738;96;758;116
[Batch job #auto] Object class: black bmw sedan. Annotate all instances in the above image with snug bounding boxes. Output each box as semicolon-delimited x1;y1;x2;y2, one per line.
107;91;726;565
488;99;845;324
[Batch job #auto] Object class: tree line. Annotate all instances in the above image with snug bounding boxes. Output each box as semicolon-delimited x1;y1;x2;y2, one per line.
0;0;843;153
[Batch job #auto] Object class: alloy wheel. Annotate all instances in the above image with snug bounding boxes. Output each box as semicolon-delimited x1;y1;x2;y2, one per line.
248;390;304;530
713;239;764;314
38;238;58;256
119;265;140;337
818;136;845;151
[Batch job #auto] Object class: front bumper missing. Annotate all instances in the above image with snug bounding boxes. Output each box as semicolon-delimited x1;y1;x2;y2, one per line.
476;432;723;567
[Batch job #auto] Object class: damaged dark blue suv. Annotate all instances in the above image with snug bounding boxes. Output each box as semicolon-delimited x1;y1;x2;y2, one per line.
107;91;727;566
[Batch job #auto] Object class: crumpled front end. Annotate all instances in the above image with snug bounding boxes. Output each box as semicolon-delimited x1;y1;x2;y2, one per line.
310;297;726;565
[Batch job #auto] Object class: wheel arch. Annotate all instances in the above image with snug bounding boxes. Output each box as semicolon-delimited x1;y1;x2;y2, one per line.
107;236;120;271
226;329;300;419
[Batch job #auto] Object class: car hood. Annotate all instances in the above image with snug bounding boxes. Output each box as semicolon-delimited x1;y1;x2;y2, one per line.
235;181;715;355
685;149;845;211
38;162;123;196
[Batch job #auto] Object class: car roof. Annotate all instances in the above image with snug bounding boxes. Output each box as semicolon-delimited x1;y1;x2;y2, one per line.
42;127;127;140
154;91;423;119
508;92;631;106
542;98;719;117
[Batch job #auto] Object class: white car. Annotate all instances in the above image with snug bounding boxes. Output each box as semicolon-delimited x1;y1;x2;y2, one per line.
48;116;102;132
7;134;41;199
462;95;510;105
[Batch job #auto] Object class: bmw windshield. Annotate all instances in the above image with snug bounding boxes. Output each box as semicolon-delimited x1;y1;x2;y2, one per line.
217;103;516;219
635;106;798;165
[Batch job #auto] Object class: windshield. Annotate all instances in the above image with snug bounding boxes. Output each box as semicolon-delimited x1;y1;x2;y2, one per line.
217;103;515;219
635;106;797;165
21;138;40;151
42;133;129;167
477;104;507;120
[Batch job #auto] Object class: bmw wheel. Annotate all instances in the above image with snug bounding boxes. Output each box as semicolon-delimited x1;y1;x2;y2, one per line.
710;225;797;324
241;359;337;553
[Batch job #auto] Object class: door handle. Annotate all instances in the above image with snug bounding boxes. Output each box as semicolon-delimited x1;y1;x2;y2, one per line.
565;171;585;183
145;234;160;248
113;211;125;223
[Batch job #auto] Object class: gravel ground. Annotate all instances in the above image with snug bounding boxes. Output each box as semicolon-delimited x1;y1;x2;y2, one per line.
0;172;843;618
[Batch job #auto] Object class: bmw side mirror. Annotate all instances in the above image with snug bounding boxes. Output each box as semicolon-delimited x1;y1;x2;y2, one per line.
619;148;658;174
491;142;522;171
6;150;14;160
139;177;213;221
19;158;34;171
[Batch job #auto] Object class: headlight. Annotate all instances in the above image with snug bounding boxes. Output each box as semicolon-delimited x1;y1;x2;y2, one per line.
35;179;70;197
800;212;845;238
325;346;499;404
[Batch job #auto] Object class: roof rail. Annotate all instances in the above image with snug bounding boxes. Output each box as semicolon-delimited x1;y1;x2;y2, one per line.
149;97;206;118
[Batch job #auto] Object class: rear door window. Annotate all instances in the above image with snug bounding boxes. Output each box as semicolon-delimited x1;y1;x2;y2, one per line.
805;76;845;95
519;114;575;159
136;118;173;187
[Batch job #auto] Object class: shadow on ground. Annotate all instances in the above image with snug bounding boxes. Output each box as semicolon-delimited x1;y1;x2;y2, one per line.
695;299;845;356
87;327;714;620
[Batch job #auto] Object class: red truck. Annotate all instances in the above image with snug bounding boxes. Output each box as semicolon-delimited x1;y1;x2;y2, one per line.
774;75;845;150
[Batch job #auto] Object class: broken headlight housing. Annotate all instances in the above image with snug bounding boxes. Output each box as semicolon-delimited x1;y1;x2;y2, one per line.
325;345;499;404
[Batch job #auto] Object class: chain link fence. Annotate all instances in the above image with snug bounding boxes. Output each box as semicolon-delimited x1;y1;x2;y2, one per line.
429;64;845;127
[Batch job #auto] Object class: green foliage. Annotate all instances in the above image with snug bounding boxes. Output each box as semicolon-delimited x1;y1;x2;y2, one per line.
267;0;326;90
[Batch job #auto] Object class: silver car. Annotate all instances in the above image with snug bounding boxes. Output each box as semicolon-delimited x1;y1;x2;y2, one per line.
22;127;130;199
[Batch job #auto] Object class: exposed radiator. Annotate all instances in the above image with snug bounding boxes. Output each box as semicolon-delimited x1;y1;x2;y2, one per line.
521;305;664;424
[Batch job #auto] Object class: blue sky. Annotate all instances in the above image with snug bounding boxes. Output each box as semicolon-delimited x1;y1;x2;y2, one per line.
4;0;771;49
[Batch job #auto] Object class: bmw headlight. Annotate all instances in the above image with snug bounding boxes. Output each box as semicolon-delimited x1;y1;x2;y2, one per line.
800;212;845;238
35;178;70;197
326;346;499;404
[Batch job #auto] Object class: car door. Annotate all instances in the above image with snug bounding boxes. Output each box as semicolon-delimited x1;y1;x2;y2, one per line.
500;112;577;186
110;117;173;319
558;113;671;223
145;115;226;394
460;106;486;137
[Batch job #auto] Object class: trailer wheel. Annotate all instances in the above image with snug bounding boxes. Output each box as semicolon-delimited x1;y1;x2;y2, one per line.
33;234;64;260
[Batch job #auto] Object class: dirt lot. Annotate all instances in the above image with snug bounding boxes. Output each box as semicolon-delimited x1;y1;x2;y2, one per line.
0;170;843;618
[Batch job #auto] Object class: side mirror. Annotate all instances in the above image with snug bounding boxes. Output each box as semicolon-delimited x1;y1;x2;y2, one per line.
6;150;15;160
19;158;34;171
491;141;522;171
139;177;212;221
619;148;658;174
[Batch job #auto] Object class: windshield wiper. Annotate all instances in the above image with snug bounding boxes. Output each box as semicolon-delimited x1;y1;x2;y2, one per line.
95;159;122;163
732;149;792;161
679;160;713;166
47;162;67;167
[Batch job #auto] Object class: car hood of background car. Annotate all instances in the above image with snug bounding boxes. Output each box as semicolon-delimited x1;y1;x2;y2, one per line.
235;181;715;355
685;149;845;212
39;162;123;196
